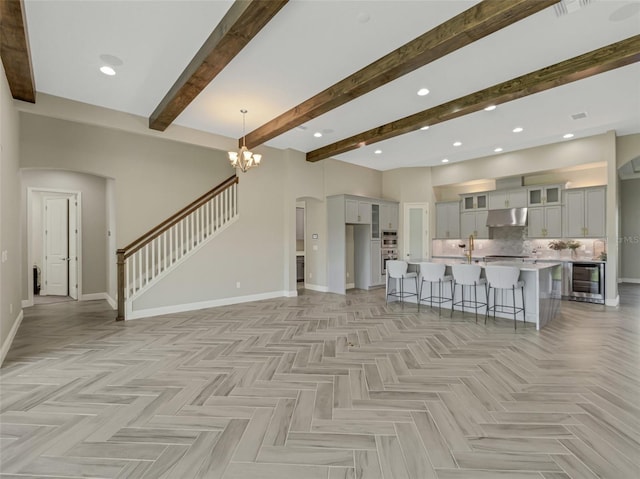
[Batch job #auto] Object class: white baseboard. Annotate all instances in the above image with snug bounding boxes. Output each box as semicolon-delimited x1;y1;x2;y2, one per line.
1;310;24;367
127;290;292;320
304;283;329;292
605;295;620;307
21;299;33;308
620;278;640;284
346;282;355;289
284;290;298;298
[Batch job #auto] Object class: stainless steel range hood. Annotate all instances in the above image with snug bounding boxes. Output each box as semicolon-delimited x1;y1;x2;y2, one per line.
486;208;528;227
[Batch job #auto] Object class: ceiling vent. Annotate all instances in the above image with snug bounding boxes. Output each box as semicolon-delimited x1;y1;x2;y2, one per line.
571;112;588;120
554;0;593;17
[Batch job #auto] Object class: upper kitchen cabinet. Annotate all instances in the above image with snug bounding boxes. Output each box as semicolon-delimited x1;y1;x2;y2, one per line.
435;201;460;239
460;210;489;239
488;189;527;209
527;205;562;238
345;198;371;224
461;193;488;211
563;187;606;238
380;203;399;231
528;184;563;206
371;204;380;239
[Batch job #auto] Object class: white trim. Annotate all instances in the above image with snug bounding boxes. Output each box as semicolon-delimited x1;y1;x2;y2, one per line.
605;295;620;307
304;283;329;292
126;290;291;320
80;292;116;309
346;282;355;289
1;310;24;367
284;290;298;298
619;278;640;284
27;187;83;305
403;202;430;260
21;299;34;308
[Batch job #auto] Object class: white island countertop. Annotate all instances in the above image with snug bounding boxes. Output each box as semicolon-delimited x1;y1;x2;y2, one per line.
414;258;562;272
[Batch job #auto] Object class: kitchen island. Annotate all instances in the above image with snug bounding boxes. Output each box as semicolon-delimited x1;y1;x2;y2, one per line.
387;259;562;330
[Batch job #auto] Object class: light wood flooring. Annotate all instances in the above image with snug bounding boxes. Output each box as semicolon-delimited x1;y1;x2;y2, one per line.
1;285;639;478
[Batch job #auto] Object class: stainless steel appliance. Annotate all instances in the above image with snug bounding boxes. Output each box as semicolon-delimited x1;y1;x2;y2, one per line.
569;262;605;304
381;248;398;276
382;230;398;248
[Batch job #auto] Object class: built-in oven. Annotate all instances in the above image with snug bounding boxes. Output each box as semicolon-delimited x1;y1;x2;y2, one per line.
382;230;398;248
381;248;398;276
570;262;605;304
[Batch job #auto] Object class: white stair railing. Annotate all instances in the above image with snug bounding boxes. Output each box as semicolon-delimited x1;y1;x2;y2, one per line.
117;175;238;320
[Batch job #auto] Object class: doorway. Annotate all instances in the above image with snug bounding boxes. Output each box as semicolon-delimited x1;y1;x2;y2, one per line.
296;201;306;289
403;203;429;261
27;188;82;306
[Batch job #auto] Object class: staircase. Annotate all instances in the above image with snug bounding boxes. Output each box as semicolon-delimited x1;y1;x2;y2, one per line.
116;175;238;320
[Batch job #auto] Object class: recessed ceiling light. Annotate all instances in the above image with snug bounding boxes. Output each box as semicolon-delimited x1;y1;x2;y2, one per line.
453;141;462;147
417;88;430;96
494;147;503;153
442;158;449;163
420;125;429;131
313;132;322;138
374;149;382;154
512;127;523;133
563;133;574;139
484;105;497;111
100;66;116;76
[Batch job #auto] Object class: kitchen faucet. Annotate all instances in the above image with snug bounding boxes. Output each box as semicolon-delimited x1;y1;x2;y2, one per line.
466;235;474;263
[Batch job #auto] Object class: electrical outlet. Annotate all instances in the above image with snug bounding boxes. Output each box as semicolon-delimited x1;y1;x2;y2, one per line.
236;282;241;289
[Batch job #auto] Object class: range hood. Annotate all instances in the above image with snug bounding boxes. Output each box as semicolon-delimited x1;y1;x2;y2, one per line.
486;208;528;227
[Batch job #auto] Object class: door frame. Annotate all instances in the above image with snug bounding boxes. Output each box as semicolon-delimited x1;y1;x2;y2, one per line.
26;187;82;306
403;202;430;261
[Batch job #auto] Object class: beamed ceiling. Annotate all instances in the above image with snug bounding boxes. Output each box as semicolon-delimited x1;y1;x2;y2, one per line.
3;0;640;171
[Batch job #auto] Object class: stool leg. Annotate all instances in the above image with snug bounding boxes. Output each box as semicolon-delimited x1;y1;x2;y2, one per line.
438;279;442;317
451;282;456;318
418;279;422;312
386;275;390;305
415;276;419;307
485;285;490;324
512;286;517;330
493;288;497;320
473;281;478;323
400;278;404;306
521;285;526;326
461;285;465;317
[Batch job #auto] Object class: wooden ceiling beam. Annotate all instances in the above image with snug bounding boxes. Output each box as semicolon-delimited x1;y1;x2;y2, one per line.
149;0;289;131
0;0;36;103
244;0;558;149
307;35;640;163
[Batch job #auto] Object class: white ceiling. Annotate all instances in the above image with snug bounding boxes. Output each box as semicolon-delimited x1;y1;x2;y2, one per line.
23;0;640;171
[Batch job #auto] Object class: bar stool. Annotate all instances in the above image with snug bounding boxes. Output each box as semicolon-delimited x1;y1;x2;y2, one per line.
451;264;487;322
485;265;525;330
417;262;453;316
386;260;418;305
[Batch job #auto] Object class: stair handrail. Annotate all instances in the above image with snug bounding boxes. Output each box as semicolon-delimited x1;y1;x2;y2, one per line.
116;173;237;320
118;174;237;259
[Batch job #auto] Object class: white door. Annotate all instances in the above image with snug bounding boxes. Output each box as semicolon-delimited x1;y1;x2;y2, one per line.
68;198;78;299
44;197;69;296
403;203;429;261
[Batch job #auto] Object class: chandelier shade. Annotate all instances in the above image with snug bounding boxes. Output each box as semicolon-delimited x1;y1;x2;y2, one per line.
228;110;262;173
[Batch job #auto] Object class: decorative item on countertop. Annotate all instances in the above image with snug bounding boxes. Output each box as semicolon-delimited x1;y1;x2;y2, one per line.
548;240;567;251
566;240;581;259
598;252;607;261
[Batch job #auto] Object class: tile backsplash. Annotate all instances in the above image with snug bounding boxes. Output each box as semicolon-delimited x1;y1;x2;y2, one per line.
432;227;604;260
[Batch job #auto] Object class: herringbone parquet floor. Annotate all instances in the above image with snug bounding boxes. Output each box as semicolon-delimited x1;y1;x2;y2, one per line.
1;285;639;478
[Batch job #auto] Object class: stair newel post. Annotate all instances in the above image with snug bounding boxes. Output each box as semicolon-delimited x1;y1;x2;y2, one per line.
116;249;126;321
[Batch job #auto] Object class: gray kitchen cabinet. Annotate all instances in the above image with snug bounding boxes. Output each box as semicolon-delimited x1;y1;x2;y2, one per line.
527;205;561;238
370;240;383;286
460;210;488;239
488;189;527;209
380;202;399;231
564;187;606;238
461;193;488;211
528;184;562;206
345;199;371;224
435;201;460;239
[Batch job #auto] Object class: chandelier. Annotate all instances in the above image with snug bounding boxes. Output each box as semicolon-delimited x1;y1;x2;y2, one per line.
228;109;262;173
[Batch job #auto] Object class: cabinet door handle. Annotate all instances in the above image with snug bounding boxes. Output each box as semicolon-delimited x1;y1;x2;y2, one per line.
358;215;361;222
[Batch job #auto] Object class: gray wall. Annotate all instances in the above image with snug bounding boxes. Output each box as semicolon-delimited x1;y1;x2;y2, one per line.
620;178;640;281
1;63;23;364
20;169;108;299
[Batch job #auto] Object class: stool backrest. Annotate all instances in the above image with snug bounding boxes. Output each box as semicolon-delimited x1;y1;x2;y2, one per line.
387;260;408;278
418;262;446;281
485;265;521;288
451;264;481;285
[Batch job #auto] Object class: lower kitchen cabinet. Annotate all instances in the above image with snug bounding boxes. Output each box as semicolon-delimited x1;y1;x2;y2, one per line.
370;240;383;286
